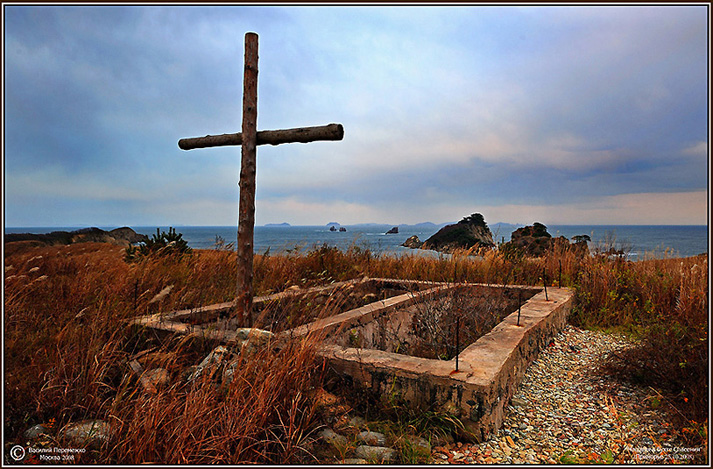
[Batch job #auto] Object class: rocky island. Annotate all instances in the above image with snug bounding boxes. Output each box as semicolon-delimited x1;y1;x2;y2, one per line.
402;213;495;253
499;222;590;258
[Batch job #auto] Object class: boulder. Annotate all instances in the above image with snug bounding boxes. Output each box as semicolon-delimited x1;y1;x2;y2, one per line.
230;328;275;353
347;416;367;429
385;226;399;234
401;235;423;249
234;328;274;343
358;431;387;446
24;424;50;440
222;359;240;386
61;420;112;449
187;345;231;382
354;445;396;463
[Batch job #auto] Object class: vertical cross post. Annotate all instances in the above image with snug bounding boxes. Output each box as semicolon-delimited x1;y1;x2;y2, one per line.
236;32;259;327
177;32;343;329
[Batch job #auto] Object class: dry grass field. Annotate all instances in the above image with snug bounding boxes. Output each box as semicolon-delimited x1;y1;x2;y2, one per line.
3;238;708;463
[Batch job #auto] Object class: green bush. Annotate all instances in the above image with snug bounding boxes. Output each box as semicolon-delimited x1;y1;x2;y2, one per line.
125;227;192;262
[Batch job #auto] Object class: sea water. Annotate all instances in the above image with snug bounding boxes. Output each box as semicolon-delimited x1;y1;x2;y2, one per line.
5;224;708;260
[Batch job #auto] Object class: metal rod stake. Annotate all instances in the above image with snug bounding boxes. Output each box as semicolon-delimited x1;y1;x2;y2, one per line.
455;316;460;371
517;290;521;326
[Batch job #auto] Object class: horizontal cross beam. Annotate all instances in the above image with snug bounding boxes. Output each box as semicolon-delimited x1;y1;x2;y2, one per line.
178;123;344;150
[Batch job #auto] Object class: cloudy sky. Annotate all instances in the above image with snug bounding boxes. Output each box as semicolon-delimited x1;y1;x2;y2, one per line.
3;5;709;227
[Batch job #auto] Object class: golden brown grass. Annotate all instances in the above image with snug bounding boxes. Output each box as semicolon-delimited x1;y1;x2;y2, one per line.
3;239;708;463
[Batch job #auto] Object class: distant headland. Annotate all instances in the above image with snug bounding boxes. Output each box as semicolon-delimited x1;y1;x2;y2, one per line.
5;227;148;247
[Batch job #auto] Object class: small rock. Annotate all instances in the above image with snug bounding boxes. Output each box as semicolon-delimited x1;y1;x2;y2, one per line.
24;424;50;440
354;445;396;463
61;420;112;449
318;428;347;447
230;328;275;354
234;328;274;342
222;360;240;386
188;346;230;382
405;435;431;452
358;431;386;446
348;416;366;429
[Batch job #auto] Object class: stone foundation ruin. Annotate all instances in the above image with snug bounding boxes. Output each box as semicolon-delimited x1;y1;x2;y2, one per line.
133;278;573;441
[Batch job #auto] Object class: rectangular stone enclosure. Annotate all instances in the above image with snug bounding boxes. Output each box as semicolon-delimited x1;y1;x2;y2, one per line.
134;278;573;441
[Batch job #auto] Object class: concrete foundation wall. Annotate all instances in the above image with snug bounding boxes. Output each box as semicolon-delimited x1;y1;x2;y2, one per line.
133;278;572;442
320;287;573;442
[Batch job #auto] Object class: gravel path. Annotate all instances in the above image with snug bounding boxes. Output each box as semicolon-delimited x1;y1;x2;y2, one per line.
431;325;707;465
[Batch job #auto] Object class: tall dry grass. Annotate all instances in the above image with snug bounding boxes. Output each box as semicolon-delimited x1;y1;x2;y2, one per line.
4;238;708;462
4;242;326;464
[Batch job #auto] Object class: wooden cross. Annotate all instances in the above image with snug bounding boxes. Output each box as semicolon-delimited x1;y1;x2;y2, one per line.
178;32;344;327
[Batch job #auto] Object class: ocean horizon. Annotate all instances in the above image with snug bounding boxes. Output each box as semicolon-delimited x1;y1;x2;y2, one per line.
5;224;709;260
